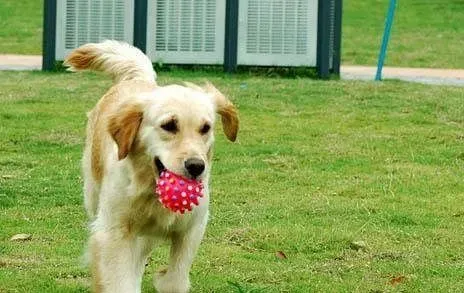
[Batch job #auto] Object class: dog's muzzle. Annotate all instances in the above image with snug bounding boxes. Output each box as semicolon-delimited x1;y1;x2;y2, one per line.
154;157;166;176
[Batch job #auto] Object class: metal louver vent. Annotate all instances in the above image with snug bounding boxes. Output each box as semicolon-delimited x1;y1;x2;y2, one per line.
65;0;125;49
147;0;226;64
55;0;134;60
238;0;318;66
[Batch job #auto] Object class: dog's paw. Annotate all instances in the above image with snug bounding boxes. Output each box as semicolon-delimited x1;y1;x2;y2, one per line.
154;270;190;293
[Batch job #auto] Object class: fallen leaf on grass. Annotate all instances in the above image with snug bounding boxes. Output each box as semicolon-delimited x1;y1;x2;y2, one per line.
275;251;287;259
389;275;407;286
349;240;368;251
10;234;32;241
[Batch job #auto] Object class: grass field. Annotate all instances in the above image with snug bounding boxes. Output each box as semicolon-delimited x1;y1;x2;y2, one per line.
343;0;464;68
1;0;464;69
1;70;463;292
0;0;43;55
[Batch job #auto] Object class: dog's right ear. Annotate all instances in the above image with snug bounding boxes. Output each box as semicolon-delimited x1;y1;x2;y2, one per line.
108;103;143;160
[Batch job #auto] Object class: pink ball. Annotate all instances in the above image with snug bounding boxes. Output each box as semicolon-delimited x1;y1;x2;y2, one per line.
155;170;204;214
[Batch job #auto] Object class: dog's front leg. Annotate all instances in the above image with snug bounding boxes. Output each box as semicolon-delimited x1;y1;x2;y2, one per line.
154;214;208;293
90;231;154;293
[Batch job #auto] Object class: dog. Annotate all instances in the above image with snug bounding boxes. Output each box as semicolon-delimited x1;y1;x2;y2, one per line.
64;40;239;293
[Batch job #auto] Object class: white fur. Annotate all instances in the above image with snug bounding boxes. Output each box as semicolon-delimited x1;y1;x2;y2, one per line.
65;41;237;293
65;40;156;83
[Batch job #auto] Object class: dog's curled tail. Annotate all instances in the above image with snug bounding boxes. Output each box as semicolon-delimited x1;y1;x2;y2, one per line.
64;40;156;83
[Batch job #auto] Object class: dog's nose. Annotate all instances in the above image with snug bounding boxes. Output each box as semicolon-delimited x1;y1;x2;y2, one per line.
184;158;205;178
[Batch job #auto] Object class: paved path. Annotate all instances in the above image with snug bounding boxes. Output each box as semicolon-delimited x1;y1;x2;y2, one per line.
341;65;464;87
0;54;41;70
0;54;463;86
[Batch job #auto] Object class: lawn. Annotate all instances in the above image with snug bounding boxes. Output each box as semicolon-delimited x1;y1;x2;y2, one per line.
343;0;464;68
1;0;464;69
0;0;43;55
1;70;463;292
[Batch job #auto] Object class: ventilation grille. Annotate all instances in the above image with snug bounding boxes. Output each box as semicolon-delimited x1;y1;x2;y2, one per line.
246;0;309;55
155;0;217;53
237;0;318;66
64;0;126;49
147;0;225;64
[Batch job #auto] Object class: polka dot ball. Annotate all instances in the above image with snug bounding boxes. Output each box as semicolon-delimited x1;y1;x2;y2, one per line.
155;170;204;214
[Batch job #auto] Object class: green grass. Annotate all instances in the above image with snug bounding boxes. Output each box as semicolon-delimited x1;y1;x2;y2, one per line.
1;71;464;292
343;0;464;68
1;0;464;69
0;0;43;54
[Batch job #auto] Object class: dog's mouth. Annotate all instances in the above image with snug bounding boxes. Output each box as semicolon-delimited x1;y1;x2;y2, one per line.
154;157;166;176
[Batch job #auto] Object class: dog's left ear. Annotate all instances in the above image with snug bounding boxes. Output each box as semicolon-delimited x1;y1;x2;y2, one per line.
203;83;239;142
108;103;144;160
184;82;239;141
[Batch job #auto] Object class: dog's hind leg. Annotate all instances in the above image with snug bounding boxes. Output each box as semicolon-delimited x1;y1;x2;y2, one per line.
82;146;100;219
83;176;99;219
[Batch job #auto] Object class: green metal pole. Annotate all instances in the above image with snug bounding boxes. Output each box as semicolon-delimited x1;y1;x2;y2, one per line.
133;0;148;53
332;0;343;75
42;0;57;71
375;0;397;81
224;0;239;73
317;0;330;79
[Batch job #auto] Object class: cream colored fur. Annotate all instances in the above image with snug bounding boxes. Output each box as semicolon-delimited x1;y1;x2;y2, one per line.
65;41;238;293
65;40;156;83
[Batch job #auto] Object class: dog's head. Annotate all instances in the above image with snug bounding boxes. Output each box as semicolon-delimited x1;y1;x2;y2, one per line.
108;83;238;181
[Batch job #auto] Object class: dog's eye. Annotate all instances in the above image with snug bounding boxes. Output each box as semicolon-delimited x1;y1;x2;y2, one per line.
200;123;211;135
161;120;178;133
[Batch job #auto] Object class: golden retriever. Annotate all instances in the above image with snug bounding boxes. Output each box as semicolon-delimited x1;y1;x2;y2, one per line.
64;40;238;293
